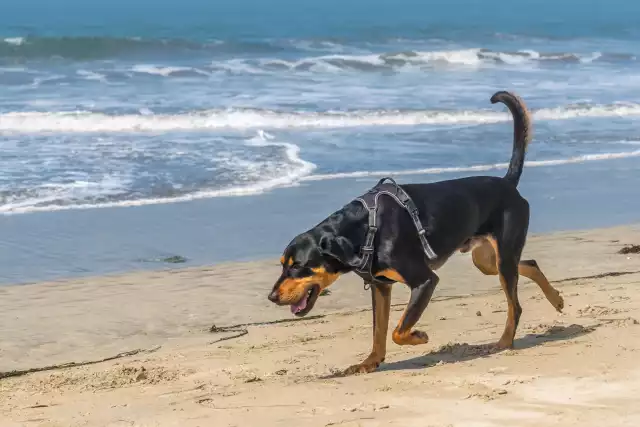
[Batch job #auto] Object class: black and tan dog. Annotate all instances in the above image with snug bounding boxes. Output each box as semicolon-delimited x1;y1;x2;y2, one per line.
268;91;564;375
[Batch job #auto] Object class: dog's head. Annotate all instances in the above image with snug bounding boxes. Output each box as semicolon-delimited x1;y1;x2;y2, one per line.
267;232;357;316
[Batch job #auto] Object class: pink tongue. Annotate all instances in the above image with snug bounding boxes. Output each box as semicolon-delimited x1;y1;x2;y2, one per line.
290;292;309;314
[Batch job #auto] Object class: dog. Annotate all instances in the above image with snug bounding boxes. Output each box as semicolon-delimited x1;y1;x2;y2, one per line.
267;91;564;375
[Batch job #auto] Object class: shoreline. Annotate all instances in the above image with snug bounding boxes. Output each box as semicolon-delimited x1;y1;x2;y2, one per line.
2;222;640;425
2;156;640;285
3;221;639;289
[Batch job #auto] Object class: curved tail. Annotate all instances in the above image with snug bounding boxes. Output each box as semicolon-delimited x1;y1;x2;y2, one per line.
490;91;532;187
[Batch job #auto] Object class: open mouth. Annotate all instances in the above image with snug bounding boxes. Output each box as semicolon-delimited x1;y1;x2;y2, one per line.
290;284;320;317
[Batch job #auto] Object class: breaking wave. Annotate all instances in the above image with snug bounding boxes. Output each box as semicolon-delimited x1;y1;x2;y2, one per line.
1;36;633;68
2;146;639;215
3;102;640;134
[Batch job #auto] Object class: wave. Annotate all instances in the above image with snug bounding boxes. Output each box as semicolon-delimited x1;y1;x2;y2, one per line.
3;102;640;134
0;130;316;215
1;36;634;67
3;37;25;46
226;48;631;73
2;148;639;216
0;36;285;60
302;150;640;181
130;64;211;77
76;69;107;82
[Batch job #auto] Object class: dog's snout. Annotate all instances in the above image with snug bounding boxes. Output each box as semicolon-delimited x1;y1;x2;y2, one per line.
268;289;280;303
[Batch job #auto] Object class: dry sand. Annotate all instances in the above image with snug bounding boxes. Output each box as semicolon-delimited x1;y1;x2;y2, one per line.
2;225;640;426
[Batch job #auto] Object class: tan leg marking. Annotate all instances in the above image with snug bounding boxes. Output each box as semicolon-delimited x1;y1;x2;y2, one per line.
518;261;564;312
471;238;564;312
496;272;518;349
471;238;517;349
344;283;392;375
471;237;563;348
391;311;429;346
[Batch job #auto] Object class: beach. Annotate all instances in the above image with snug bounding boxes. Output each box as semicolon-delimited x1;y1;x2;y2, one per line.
4;1;640;425
2;224;640;426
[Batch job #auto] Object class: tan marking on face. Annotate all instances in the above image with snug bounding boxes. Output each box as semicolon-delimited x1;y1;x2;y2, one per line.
279;256;293;266
311;267;340;289
276;266;340;304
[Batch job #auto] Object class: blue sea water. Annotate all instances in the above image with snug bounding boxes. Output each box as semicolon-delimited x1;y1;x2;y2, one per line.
2;0;640;213
1;1;640;282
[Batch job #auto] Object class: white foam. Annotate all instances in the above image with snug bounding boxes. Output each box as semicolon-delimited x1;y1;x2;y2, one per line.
0;175;129;214
215;48;610;74
400;49;483;66
259;49;481;71
214;58;265;74
2;102;640;134
302;149;640;182
29;74;65;88
0;131;316;215
0;66;28;73
581;52;603;63
1;148;639;216
131;64;210;77
77;69;108;82
3;37;25;46
290;40;353;54
244;129;316;184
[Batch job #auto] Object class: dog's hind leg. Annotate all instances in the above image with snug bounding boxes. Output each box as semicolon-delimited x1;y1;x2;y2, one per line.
472;240;564;313
493;200;534;349
518;260;564;312
470;237;521;348
494;243;522;349
343;283;392;375
391;269;440;346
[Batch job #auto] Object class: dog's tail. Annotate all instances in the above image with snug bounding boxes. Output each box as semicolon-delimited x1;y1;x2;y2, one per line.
490;91;532;187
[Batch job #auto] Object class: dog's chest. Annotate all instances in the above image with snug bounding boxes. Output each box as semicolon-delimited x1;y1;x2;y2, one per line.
427;253;452;271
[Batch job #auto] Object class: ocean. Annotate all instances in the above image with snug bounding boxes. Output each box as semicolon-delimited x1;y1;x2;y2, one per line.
1;0;640;283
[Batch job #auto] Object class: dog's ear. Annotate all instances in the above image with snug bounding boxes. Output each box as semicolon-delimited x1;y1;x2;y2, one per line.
319;235;360;271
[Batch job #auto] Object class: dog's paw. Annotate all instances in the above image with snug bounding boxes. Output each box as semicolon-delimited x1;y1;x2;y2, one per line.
411;330;430;344
343;361;380;376
493;338;514;351
553;291;565;313
393;329;429;346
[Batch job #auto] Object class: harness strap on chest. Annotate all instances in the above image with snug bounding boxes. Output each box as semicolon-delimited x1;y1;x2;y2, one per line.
352;177;437;284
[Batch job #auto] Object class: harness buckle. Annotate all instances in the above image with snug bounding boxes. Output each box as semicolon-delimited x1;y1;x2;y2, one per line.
361;246;374;253
418;229;426;236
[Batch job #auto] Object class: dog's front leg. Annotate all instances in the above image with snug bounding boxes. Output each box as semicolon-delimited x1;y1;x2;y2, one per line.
392;270;439;346
343;282;392;375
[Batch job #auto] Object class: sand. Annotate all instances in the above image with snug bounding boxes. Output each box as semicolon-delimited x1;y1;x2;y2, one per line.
2;224;640;426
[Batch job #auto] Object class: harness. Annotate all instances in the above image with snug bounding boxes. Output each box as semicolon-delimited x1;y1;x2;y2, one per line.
352;177;437;287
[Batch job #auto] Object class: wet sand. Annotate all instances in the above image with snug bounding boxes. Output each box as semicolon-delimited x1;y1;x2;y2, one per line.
3;158;640;286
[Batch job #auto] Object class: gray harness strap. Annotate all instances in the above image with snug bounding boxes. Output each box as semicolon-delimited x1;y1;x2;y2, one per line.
352;177;437;285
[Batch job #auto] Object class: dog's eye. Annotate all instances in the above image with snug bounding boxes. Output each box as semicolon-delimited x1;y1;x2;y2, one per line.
287;264;302;276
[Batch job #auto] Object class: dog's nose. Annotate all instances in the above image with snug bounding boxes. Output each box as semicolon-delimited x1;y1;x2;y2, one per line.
268;290;280;303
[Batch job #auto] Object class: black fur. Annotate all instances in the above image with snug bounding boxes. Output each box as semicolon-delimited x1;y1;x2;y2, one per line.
269;91;535;372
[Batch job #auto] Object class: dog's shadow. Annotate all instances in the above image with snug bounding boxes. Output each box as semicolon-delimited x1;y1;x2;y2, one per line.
378;323;596;372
